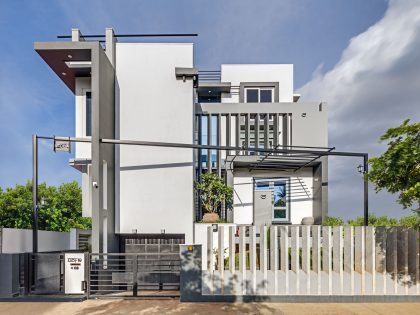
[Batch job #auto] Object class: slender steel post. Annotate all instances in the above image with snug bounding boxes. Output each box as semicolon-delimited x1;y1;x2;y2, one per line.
363;154;369;226
197;116;203;221
32;134;38;253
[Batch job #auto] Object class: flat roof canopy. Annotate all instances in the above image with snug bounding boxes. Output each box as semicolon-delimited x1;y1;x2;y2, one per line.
35;42;94;93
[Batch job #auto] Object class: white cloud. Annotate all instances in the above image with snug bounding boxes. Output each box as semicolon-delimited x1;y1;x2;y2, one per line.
298;0;420;219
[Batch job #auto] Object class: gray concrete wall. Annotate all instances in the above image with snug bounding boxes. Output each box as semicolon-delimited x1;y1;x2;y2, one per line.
91;43;117;253
0;254;20;297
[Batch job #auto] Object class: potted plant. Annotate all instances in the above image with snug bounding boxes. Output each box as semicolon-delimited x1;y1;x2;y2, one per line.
194;172;233;223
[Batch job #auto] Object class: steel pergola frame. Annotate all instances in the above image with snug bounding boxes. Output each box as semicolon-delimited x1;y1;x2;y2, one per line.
32;134;369;252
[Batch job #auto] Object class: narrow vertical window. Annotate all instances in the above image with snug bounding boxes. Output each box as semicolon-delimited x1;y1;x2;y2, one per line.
86;92;92;137
103;160;107;210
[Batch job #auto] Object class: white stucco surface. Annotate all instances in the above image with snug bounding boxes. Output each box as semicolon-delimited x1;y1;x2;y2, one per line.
115;43;194;243
75;77;91;159
233;168;314;225
221;64;294;102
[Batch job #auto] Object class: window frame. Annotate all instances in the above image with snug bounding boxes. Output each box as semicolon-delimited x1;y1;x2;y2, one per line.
85;90;92;137
244;87;274;103
254;177;290;223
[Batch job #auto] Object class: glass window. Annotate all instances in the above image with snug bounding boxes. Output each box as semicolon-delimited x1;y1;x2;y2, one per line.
86;92;92;137
245;87;274;103
260;89;273;102
255;179;288;222
246;89;259;103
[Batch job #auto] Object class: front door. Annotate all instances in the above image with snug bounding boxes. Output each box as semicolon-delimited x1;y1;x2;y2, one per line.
255;178;289;223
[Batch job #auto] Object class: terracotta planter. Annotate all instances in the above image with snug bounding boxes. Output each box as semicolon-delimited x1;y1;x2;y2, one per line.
202;212;220;223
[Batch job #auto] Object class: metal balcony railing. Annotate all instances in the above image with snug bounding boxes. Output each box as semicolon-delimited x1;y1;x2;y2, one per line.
198;70;221;82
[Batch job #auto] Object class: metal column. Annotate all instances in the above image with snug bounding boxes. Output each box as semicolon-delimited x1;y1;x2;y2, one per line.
207;114;212;171
32;134;38;253
363;154;369;226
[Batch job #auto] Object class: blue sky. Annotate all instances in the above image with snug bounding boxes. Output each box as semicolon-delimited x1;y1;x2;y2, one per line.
1;0;419;219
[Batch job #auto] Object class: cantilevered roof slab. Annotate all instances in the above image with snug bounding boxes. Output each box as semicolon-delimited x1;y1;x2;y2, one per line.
34;41;98;93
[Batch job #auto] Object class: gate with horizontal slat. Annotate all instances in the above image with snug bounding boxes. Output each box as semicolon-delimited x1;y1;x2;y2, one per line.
87;252;181;298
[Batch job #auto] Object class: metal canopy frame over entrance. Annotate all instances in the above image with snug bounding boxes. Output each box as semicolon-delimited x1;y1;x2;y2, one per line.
31;134;369;253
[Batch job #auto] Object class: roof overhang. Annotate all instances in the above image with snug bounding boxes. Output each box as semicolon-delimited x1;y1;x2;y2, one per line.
197;82;231;96
34;42;97;93
69;158;92;173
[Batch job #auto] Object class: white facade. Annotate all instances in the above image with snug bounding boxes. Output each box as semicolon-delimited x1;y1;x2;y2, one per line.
115;43;195;243
50;32;327;251
233;168;314;225
221;64;294;102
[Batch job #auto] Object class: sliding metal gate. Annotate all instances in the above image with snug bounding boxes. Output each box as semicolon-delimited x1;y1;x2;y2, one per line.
88;252;181;298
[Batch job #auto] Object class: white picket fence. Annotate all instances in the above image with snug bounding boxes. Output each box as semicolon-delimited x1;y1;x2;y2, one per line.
203;225;420;296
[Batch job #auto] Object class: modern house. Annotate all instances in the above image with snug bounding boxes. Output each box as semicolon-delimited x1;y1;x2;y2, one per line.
35;28;328;254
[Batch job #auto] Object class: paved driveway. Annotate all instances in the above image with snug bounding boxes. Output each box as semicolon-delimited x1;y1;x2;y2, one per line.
0;300;420;315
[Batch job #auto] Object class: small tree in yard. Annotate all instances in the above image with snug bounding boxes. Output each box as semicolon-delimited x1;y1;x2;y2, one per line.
368;119;420;226
195;172;233;222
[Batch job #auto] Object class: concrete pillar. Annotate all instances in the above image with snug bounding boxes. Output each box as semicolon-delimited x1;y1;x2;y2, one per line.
71;29;84;42
179;245;202;302
105;28;116;67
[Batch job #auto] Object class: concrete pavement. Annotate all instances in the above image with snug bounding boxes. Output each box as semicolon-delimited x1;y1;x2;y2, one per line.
0;300;420;315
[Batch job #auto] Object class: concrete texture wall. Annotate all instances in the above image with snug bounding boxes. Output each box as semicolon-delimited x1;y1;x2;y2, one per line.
115;43;195;243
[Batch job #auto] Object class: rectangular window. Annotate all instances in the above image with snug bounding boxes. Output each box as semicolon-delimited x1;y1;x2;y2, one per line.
245;87;274;103
246;89;259;103
86;92;92;137
255;178;289;222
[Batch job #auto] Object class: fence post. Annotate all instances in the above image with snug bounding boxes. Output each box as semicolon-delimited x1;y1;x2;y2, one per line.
291;226;299;294
312;225;321;295
271;225;279;294
279;225;287;295
344;226;354;295
365;226;375;294
249;225;257;293
302;225;311;294
408;228;419;295
355;226;365;294
387;227;398;294
218;226;225;294
260;225;268;295
333;226;343;294
239;226;246;295
322;226;332;295
229;226;236;274
207;226;214;294
375;226;386;295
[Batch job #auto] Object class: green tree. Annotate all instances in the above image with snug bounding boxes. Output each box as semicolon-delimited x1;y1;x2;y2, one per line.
347;214;398;227
368;119;420;218
0;181;91;231
323;216;345;226
194;172;233;214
